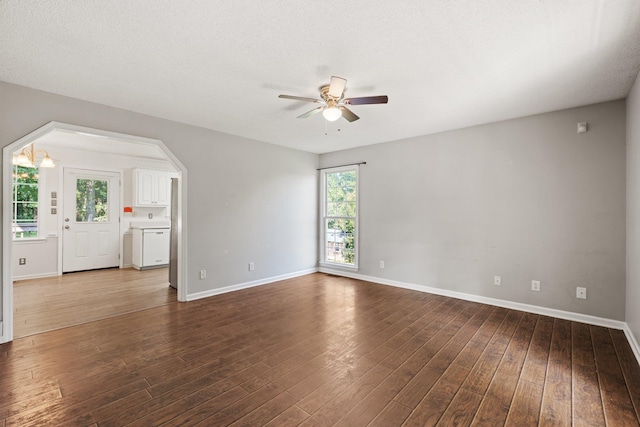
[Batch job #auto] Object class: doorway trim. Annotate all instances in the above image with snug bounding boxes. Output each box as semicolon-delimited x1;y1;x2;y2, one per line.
55;166;126;274
2;121;188;344
61;168;122;273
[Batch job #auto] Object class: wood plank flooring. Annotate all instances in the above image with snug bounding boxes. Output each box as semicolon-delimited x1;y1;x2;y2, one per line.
13;268;176;338
2;272;640;426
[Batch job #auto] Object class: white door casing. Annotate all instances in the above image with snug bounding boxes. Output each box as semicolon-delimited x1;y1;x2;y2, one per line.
63;168;120;272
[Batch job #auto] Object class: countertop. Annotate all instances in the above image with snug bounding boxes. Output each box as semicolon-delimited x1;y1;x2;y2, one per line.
130;220;171;230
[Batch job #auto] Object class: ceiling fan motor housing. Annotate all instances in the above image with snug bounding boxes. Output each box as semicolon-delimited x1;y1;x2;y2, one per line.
320;85;339;103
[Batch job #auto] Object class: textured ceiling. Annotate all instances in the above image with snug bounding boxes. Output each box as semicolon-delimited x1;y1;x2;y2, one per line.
2;1;640;154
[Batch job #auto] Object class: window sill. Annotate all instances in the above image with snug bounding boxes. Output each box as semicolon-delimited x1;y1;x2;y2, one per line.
319;262;359;272
13;238;48;244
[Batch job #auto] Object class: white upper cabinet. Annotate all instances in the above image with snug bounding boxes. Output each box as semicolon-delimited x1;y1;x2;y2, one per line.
155;172;171;205
133;169;177;207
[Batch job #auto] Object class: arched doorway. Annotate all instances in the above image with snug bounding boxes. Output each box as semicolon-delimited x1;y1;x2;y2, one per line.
1;121;188;343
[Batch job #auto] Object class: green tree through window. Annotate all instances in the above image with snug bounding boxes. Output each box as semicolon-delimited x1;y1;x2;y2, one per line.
76;179;109;222
323;168;357;266
12;165;39;239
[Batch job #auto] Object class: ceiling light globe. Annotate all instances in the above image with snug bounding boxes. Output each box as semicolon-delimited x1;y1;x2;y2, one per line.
39;155;55;168
323;106;342;122
16;152;30;166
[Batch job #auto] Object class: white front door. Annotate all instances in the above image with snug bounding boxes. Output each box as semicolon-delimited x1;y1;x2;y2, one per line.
63;168;120;273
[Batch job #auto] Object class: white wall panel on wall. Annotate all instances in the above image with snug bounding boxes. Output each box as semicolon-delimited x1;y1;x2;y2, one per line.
13;238;58;280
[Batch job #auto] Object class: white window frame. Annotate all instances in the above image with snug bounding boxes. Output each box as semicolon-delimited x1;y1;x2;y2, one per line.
320;165;359;270
12;164;46;241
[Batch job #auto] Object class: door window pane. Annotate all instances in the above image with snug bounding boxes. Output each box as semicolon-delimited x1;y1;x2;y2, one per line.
76;179;109;222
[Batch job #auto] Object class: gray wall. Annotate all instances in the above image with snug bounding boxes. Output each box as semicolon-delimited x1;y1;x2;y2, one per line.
320;100;626;320
0;80;630;330
0;82;319;320
627;73;640;341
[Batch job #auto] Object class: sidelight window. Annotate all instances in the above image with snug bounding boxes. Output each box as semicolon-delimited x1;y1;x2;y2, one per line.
12;165;40;239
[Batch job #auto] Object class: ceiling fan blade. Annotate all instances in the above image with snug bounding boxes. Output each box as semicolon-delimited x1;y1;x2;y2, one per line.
339;106;360;122
328;76;347;98
297;107;324;119
344;95;389;105
279;94;322;103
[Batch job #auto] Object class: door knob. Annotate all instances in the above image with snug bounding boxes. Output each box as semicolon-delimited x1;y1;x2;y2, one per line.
64;225;70;229
65;218;70;222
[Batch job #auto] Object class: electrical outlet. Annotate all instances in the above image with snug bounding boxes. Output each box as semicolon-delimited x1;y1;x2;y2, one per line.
379;260;385;269
576;287;587;299
249;262;255;271
494;276;501;286
200;269;206;280
531;280;541;292
19;258;26;265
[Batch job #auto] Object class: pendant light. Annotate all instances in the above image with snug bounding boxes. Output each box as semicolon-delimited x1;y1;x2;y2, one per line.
12;144;56;168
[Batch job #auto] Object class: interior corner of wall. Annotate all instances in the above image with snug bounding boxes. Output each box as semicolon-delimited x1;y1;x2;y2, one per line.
624;323;640;367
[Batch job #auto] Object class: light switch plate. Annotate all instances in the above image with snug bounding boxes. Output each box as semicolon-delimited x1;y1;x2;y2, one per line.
577;122;588;133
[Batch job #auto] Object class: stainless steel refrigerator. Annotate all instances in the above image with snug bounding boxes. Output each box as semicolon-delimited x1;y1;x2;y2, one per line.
169;177;178;289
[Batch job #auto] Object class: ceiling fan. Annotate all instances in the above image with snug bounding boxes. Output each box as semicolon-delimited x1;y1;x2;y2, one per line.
279;76;388;122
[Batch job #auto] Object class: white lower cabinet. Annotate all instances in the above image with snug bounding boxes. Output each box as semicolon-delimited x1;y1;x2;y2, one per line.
132;228;170;269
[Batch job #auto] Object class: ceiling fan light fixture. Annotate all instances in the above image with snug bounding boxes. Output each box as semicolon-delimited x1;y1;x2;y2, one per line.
279;76;388;123
323;106;342;121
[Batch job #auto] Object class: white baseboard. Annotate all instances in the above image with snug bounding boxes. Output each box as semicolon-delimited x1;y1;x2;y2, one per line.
186;268;319;302
0;320;11;345
624;325;640;367
319;268;627;330
13;272;58;281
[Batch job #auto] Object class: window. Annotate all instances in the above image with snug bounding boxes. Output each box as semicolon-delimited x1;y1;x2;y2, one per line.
12;165;40;239
321;166;358;268
75;178;109;222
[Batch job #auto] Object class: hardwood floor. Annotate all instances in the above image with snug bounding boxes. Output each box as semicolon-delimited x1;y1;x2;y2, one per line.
13;267;176;338
2;272;640;426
